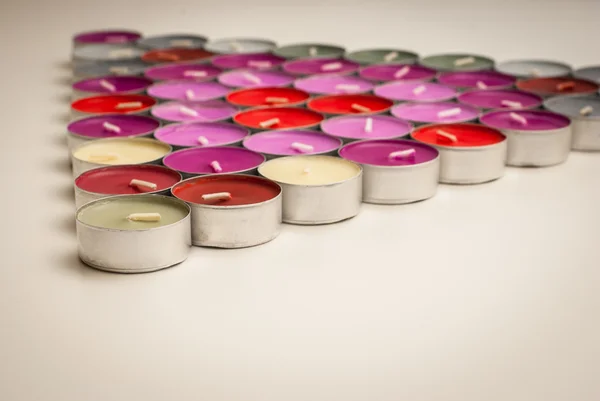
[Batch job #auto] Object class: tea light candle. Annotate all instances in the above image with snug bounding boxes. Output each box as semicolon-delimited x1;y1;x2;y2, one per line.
374;81;457;103
72;75;153;100
172;175;282;248
574;66;600;84
419;53;494;72
218;69;295;88
73;30;142;48
74;164;182;208
243;130;342;158
154;121;249;149
544;95;600;151
71;94;156;120
437;71;516;90
516;77;599;97
71;137;172;177
274;43;346;59
294;75;374;95
72;44;144;65
339;139;439;203
76;195;191;273
359;63;437;83
321;114;412;142
211;53;286;70
496;59;572;78
412;123;507;184
163;146;265;177
141;48;215;64
258;155;361;224
137;34;207;49
345;48;419;65
282;57;360;76
144;62;223;81
307;94;393;116
457;89;543;111
150;100;238;123
226;87;310;108
147;80;230;102
66;114;161;151
480;110;572;166
233;107;324;132
204;37;277;54
72;60;148;81
391;101;479;125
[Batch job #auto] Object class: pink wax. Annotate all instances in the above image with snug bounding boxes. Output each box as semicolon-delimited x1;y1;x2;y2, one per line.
211;53;286;70
282;57;360;76
163;146;265;175
359;63;437;82
243;130;342;156
151;100;238;123
144;63;223;81
457;89;543;110
321;115;412;141
293;75;374;95
154;122;248;147
391;102;480;124
375;81;457;103
480;110;570;131
438;71;516;90
339;139;439;166
147;80;230;102
218;69;295;88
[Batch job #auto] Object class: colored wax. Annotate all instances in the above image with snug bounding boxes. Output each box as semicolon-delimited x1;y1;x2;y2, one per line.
226;87;310;107
307;94;393;115
154;122;248;147
243;130;342;156
339;139;438;166
76;165;181;195
234;107;324;130
163;147;265;175
259;155;361;185
412;123;506;147
73;138;171;165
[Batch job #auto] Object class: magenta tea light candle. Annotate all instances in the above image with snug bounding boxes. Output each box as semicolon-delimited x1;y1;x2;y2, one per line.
438;71;516;90
73;30;142;48
72;75;153;100
375;81;457;103
294;75;374;95
243;130;342;158
321;114;412;143
218;69;294;88
144;62;223;82
147;80;230;102
391;101;479;125
154;121;249;149
163;146;265;177
282;57;359;76
359;63;437;83
457;89;543;111
151;100;238;123
211;53;286;70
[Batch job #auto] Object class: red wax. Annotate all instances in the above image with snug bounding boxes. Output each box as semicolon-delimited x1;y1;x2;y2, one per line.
75;165;182;195
142;48;215;63
71;94;156;114
412;123;506;147
226;87;310;107
517;77;598;96
233;107;324;129
307;94;393;115
173;175;281;206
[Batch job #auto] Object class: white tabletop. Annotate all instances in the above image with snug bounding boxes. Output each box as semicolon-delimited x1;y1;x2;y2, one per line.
2;0;600;400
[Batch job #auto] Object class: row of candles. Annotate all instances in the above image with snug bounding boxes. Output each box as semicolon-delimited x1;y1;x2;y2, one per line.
69;30;600;273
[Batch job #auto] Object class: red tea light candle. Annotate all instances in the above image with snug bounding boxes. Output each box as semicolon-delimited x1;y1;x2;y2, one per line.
516;77;598;97
412;123;507;184
141;48;215;64
74;164;182;209
218;69;295;89
154;121;249;149
172;174;282;248
144;62;223;82
150;100;238;123
233;107;324;132
307;94;393;116
72;29;142;48
437;70;516;91
71;75;153;100
457;89;543;111
294;75;374;95
391;101;479;125
282;57;360;76
211;53;286;70
375;81;457;103
226;87;310;108
243;129;342;158
147;80;230;102
163;146;265;178
71;94;156;121
359;63;437;83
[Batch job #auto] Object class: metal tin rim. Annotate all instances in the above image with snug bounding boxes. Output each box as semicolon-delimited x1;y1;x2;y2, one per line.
67;114;162;142
242;129;343;158
337;138;440;169
71;137;173;165
307;94;394;115
411;122;507;151
232;106;324;130
320;114;413;141
153;121;251;148
163;145;266;175
457;88;543;110
225;86;310;108
543;95;600;121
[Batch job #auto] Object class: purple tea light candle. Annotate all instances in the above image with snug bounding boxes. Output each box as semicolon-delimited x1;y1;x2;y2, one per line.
151;100;238;123
72;75;153;100
147;80;230;102
437;71;516;91
242;130;342;158
359;63;437;83
375;81;457;103
144;62;223;82
163;146;265;178
321;114;412;143
457;89;543;111
282;57;360;76
154;121;249;149
72;30;142;48
218;69;295;88
211;53;286;70
294;75;374;95
391;101;479;125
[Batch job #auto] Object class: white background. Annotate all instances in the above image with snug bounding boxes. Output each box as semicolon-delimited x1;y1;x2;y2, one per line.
1;0;600;400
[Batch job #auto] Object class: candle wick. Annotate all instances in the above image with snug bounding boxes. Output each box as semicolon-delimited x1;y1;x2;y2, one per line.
108;66;129;74
230;41;243;52
210;160;223;173
242;72;262;84
247;60;272;69
412;85;426;95
437;108;461;118
197;136;209;145
556;81;575;91
302;167;310;174
435;130;458;143
364;117;373;133
393;66;411;79
201;192;232;201
509;112;528;125
183;70;207;78
476;81;488;89
454;56;475;66
335;84;360;92
109;48;135;58
99;79;117;92
350;103;371;113
383;51;398;62
290;142;314;153
321;62;342;71
127;213;161;222
89;152;119;162
185;89;195;101
115;101;143;109
102;121;121;133
179;105;199;117
580;105;594;116
265;97;288;104
308;47;318;56
500;100;522;109
530;68;542;77
389;149;416;159
259;117;280;128
170;39;194;47
129;179;158;191
105;35;129;43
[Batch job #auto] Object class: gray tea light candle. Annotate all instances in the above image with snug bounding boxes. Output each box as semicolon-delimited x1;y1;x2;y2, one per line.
72;44;145;66
419;53;494;72
71;75;154;101
496;59;572;78
72;60;148;83
544;95;600;151
573;66;600;84
345;48;419;65
137;34;207;50
204;37;277;54
76;194;191;273
273;43;346;59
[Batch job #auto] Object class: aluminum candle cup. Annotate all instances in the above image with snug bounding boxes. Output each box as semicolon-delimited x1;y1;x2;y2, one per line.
339;139;439;204
420;53;494;72
321;114;412;143
226;87;310;109
74;164;182;209
150;100;238;124
437;71;516;91
163;146;265;178
516;77;598;98
496;59;572;78
274;43;346;59
211;53;286;71
71;75;153;101
282;57;360;76
76;195;191;273
72;30;142;48
147;80;230;102
72;44;144;66
70;94;156;121
172;175;282;248
137;34;208;50
412;123;507;184
71;137;172;177
72;60;148;81
345;48;419;65
204;38;277;54
294;75;373;95
154;121;249;149
544;95;600;151
218;69;295;89
144;63;223;82
307;94;394;116
242;130;343;158
233;107;324;133
391;102;479;125
141;48;215;64
66;114;161;151
258;156;362;225
375;81;457;103
359;63;437;83
573;66;600;84
457;89;543;111
480;110;571;167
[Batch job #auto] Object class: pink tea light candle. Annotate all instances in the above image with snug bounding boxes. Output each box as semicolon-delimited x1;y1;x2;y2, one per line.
154;121;249;149
457;89;543;111
437;71;517;90
242;130;342;158
282;57;360;76
144;62;223;82
163;146;265;178
375;81;457;103
211;53;286;70
147;80;230;102
218;69;295;89
151;100;238;123
72;75;153;100
321;114;412;143
359;63;437;83
294;75;374;95
391;101;479;125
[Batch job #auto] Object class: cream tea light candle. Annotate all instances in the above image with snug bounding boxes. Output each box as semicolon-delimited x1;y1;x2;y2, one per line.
72;44;144;66
204;37;277;54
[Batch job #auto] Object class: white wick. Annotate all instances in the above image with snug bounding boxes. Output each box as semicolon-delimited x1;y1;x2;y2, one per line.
242;72;262;84
127;213;161;222
580;105;594;116
170;39;194;47
259;117;280;128
129;179;157;190
436;130;458;143
389;149;416;159
183;70;207;78
179;106;199;117
102;121;121;133
501;100;522;108
437;108;461;118
185;89;195;100
265;97;288;104
309;47;318;56
454;56;475;66
476;81;488;89
302;167;311;174
335;84;360;92
197;136;209;145
115;101;142;109
230;41;243;51
321;62;342;71
394;66;411;79
109;48;134;58
509;112;528;125
383;51;398;62
108;66;129;74
88;152;119;162
364;117;373;133
201;192;232;201
412;85;426;95
99;79;116;92
247;60;272;69
530;68;542;77
210;160;223;173
557;81;576;91
105;35;128;43
290;142;314;153
351;103;371;113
